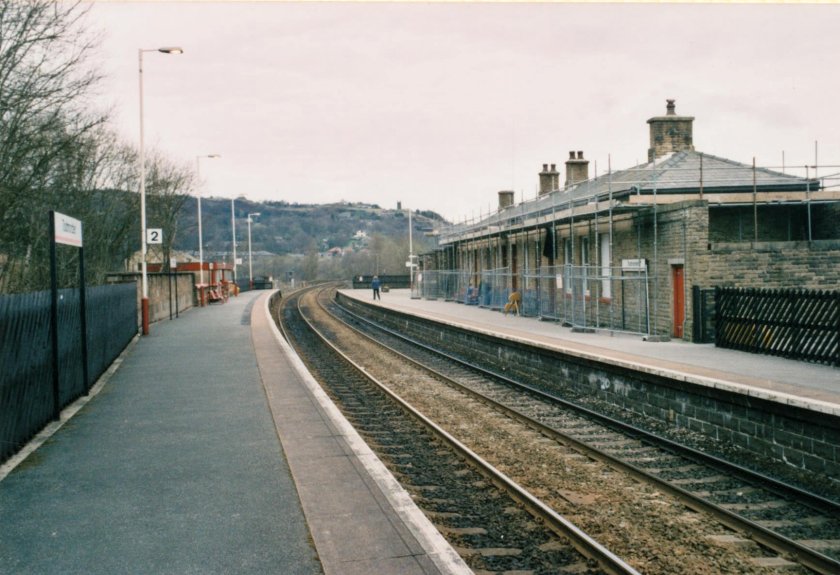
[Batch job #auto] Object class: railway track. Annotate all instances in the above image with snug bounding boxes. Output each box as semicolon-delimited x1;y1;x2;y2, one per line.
280;286;840;573
323;289;840;574
279;286;636;575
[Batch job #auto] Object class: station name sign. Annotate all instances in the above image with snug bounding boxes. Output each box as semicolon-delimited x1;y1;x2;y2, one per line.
53;212;83;247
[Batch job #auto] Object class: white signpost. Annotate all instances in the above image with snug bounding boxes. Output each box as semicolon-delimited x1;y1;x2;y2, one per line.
49;210;88;421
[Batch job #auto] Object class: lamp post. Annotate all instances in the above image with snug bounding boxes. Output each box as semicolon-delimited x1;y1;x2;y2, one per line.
407;206;419;298
196;154;220;290
247;212;260;289
139;46;182;336
231;198;237;286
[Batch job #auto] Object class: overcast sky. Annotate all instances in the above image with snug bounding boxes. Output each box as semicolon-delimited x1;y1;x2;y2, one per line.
85;2;840;223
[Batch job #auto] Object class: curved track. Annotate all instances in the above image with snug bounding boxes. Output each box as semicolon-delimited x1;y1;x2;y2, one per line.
279;285;638;575
326;288;840;575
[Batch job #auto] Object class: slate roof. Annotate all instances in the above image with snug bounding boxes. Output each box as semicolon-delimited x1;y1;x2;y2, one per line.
561;150;817;203
438;150;821;244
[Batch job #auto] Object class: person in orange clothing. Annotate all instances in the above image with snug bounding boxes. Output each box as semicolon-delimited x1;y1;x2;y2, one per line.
503;289;521;316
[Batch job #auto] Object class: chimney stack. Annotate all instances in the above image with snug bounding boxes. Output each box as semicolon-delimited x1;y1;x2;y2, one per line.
647;99;694;162
565;150;589;187
538;163;560;195
498;190;515;210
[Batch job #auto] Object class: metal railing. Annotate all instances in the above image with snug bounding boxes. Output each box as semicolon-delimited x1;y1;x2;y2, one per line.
0;283;137;464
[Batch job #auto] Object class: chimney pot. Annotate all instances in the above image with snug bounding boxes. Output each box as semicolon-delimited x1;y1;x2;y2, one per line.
577;151;583;159
550;163;556;171
568;151;575;159
666;99;676;115
542;163;548;172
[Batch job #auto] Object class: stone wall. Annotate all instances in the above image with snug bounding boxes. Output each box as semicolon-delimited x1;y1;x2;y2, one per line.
106;272;195;327
546;201;708;339
693;240;840;290
626;202;707;339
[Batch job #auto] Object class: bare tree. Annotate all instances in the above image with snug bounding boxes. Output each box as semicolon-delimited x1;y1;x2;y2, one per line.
301;239;319;282
66;127;142;284
0;0;105;292
144;150;194;269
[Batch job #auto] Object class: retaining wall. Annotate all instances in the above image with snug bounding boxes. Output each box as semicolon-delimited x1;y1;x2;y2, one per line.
106;272;195;327
336;292;840;481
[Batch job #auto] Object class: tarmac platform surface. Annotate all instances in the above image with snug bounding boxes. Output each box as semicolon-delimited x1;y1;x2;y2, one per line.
340;288;839;416
0;290;468;575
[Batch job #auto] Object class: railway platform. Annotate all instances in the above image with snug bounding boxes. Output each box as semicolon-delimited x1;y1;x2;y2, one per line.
0;290;467;575
339;288;840;415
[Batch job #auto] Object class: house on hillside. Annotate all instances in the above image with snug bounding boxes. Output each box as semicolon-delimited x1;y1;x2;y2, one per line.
425;100;840;341
350;230;370;250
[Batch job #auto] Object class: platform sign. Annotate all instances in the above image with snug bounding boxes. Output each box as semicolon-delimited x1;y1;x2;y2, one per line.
147;228;163;244
622;258;647;272
53;212;83;247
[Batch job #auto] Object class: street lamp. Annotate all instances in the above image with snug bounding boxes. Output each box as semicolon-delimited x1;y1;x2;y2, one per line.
196;154;220;289
231;199;237;285
139;46;183;336
247;212;260;289
407;206;419;298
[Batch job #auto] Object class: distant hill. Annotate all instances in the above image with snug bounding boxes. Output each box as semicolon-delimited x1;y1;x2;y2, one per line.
174;197;446;259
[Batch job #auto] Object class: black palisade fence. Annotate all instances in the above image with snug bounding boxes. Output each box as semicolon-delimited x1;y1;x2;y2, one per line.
0;282;137;464
715;287;839;366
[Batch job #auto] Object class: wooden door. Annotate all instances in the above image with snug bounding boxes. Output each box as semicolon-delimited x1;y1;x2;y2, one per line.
672;265;685;338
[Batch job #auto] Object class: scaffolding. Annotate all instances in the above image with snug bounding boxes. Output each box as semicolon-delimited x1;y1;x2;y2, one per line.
430;153;840;339
415;265;652;336
438;155;840;247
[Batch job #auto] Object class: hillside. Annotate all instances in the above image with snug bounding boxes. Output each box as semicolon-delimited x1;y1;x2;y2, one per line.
175;198;444;255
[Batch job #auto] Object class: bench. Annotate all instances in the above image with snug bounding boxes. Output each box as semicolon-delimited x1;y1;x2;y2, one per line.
207;287;224;304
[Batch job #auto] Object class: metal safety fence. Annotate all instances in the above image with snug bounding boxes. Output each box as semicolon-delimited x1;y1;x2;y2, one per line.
412;270;468;302
412;266;651;335
0;282;137;463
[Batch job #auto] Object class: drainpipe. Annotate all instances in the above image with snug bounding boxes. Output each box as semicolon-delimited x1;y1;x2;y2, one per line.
806;165;812;242
753;157;758;243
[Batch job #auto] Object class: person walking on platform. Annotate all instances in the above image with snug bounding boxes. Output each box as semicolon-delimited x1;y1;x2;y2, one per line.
371;275;381;300
503;289;521;316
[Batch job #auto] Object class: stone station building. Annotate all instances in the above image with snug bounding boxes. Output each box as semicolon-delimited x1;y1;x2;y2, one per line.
425;101;840;341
